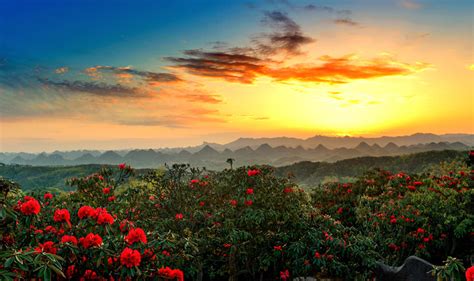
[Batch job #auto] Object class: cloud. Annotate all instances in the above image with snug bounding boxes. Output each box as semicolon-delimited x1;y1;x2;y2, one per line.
166;50;265;83
256;10;314;55
38;78;147;98
169;50;429;85
303;4;351;15
84;65;181;85
184;94;223;104
400;0;422;9
55;67;69;74
334;18;360;26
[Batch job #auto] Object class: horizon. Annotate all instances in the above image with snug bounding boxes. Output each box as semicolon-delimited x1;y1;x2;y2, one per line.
1;0;473;152
2;132;473;154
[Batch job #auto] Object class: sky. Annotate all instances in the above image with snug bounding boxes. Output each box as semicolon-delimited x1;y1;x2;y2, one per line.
0;0;473;152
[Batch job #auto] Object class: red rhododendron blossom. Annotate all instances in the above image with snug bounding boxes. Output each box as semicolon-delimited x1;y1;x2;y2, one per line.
223;243;232;248
61;235;78;245
246;188;254;195
35;241;57;254
19;198;41;215
413;181;423;186
79;233;103;248
120;247;141;268
199;201;205;206
280;269;290;280
66;265;76;279
175;213;184;220
274;245;282;251
96;209;114;225
44;193;53;200
44;225;57;234
158;267;184;281
82;270;97;280
283;187;293;193
230;199;238;206
108;196;116;202
190;179;200;184
118;163;126;170
407;185;416;191
119;219;134;233
162;250;171;256
124;228;147;245
54;209;71;227
314;251;321;259
78;206;97;219
102;187;111;194
244;200;253;206
247;169;260;176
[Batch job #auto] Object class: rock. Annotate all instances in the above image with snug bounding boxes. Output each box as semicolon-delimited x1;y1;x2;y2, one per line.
374;256;435;281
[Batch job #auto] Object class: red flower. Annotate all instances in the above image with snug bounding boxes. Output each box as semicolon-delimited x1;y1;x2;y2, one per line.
120;247;141;268
407;185;416;191
283;187;293;193
175;213;184;220
190;179;200;184
162;250;171;256
44;225;57;234
199;201;205;206
246;188;254;195
119;219;134;233
413;181;423;186
20;198;41;215
79;233;103;248
274;245;283;251
244;200;253;206
66;265;76;279
78;206;97;219
108;196;116;202
158;267;184;281
44;193;53;200
102;187;111;194
125;228;147;244
280;269;290;280
314;251;321;259
336;207;343;214
54;209;71;227
96;209;114;225
229;199;238;206
118;163;126;170
416;228;425;235
82;269;97;280
35;241;57;254
390;218;397;224
223;243;232;248
61;235;78;245
247;169;260;176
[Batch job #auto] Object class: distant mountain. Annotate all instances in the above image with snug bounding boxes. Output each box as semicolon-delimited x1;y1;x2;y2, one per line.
275;150;468;186
2;150;467;191
3;140;471;170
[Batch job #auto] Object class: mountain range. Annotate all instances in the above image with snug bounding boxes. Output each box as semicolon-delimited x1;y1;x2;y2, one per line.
1;133;472;170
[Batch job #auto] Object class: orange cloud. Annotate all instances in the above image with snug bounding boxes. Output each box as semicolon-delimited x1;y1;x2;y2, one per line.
169;51;429;84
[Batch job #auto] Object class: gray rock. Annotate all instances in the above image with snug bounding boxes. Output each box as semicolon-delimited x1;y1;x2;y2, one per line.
374;256;435;281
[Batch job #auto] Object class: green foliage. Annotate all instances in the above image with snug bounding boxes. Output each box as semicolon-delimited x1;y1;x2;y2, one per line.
430;257;466;281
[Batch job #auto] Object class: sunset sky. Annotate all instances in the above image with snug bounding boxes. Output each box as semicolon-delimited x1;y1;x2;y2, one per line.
1;0;473;152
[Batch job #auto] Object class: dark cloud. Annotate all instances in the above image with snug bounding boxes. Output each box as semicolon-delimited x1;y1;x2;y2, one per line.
166;50;265;83
304;4;351;15
38;78;146;98
254;10;315;56
334;18;360;26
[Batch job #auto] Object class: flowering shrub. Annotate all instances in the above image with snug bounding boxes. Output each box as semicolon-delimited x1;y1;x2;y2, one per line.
0;152;472;280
